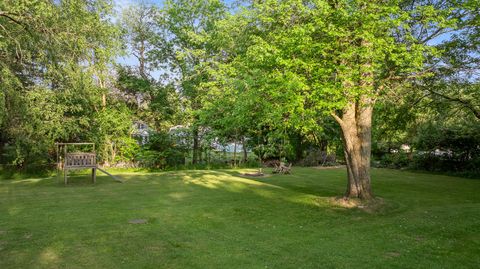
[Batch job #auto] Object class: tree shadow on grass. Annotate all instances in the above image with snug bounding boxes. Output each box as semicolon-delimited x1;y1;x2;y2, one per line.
1;168;378;215
6;168;354;212
222;169;344;198
0;169;407;268
166;170;365;213
217;169;405;215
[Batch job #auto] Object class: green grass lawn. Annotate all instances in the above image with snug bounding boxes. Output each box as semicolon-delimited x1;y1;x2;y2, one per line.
0;167;479;268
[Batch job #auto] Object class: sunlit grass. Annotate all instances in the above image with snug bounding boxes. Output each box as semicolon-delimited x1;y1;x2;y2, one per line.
0;167;479;268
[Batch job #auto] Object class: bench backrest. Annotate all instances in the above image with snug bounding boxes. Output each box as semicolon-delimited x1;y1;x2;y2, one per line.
65;153;96;168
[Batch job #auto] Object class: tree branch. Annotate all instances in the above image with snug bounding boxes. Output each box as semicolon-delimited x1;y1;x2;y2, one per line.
0;12;24;27
429;90;480;120
330;112;344;126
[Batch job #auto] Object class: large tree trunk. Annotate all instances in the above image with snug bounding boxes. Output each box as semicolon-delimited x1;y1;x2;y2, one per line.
333;97;374;200
331;34;375;200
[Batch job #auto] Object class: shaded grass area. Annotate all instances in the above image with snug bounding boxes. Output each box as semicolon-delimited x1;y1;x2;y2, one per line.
0;168;479;268
0;165;55;180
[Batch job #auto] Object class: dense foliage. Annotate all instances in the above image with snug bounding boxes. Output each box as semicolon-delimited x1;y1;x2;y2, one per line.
0;0;123;168
1;0;478;182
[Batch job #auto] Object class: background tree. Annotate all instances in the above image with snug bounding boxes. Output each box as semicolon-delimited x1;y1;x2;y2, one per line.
149;0;227;164
0;0;128;167
424;0;479;119
117;2;183;134
120;2;158;79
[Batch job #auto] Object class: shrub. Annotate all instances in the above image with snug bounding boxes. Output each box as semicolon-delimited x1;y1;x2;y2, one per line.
410;153;480;178
377;152;410;169
136;132;187;169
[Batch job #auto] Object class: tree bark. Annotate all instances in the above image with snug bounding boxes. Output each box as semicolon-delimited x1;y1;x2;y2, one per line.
138;40;147;79
332;97;374;200
242;136;248;163
329;34;376;200
192;126;199;164
102;94;106;108
233;140;237;167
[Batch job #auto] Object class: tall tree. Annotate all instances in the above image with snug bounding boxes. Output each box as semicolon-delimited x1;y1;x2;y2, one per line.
422;0;479;120
118;3;182;131
149;0;226;164
0;0;121;166
120;2;158;79
206;0;464;199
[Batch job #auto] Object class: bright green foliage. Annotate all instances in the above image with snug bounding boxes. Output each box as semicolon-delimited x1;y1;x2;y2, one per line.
150;0;226;107
198;1;477;192
371;0;480;173
119;2;158;78
204;0;457;133
136;131;188;168
1;0;478;173
115;66;181;130
149;0;227;162
0;168;479;267
90;104;138;164
373;79;480;176
0;0;127;167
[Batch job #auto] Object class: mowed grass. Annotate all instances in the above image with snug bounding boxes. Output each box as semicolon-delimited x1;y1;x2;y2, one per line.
0;168;479;269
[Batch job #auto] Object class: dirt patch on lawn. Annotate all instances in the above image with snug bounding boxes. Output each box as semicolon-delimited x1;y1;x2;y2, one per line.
241;172;265;177
237;170;272;178
329;196;387;213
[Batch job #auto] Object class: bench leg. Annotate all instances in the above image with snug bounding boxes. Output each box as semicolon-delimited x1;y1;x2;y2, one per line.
92;168;96;184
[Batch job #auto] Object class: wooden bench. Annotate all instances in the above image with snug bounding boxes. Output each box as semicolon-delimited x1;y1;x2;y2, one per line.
64;153;96;184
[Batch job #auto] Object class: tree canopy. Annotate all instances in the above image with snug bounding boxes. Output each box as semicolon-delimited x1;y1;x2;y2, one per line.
0;0;478;197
